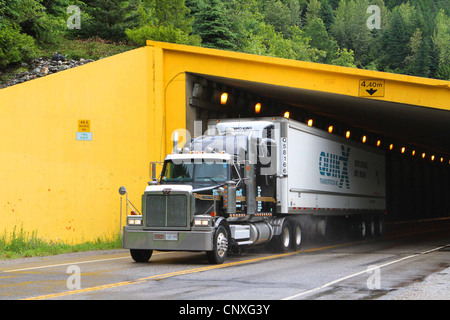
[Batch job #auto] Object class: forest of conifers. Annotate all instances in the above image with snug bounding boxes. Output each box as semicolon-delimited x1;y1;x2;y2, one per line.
1;0;449;80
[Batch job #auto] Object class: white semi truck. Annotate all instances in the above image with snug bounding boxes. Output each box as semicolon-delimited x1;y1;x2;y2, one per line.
122;117;386;264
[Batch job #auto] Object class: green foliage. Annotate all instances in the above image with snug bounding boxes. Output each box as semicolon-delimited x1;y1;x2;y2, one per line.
126;24;201;46
192;0;237;50
125;0;201;46
0;225;122;259
0;20;40;68
0;0;448;80
70;0;142;42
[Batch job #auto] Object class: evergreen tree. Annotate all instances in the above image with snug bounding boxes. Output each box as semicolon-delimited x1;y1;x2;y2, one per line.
73;0;141;42
432;10;450;79
304;17;338;63
330;0;374;67
193;0;237;50
381;5;414;72
125;0;201;46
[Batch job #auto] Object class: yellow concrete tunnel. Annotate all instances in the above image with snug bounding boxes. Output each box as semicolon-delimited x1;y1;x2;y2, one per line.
0;41;449;243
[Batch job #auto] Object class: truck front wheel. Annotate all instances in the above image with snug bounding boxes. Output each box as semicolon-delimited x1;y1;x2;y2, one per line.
130;249;153;262
206;225;229;264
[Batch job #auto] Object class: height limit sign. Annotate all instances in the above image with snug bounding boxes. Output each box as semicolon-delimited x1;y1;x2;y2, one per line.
359;79;385;97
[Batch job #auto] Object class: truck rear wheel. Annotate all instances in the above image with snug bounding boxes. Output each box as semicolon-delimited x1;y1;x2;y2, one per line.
375;218;385;237
130;249;153;262
206;225;229;264
292;222;302;251
359;220;367;239
274;220;291;253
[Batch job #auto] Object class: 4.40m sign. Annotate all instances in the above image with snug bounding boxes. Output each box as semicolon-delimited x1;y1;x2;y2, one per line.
359;79;385;97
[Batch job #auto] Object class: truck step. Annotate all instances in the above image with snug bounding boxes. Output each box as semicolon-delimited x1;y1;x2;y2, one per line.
236;240;254;246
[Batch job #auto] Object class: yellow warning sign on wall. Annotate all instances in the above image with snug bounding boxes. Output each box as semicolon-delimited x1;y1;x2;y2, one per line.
359;80;385;97
78;120;90;132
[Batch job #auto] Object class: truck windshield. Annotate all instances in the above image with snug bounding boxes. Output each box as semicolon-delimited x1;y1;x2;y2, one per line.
161;160;228;184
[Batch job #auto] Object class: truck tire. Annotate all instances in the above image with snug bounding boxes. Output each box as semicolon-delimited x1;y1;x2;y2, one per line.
359;220;367;239
130;249;153;262
206;225;229;264
367;217;375;238
375;218;385;237
292;222;302;251
274;220;291;253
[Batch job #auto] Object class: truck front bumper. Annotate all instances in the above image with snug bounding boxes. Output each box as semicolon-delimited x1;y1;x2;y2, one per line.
122;226;214;251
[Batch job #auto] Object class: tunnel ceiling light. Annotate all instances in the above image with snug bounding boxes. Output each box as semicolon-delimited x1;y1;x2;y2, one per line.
328;125;333;133
362;135;367;143
412;150;416;156
431;155;435;161
401;147;406;154
422;152;426;159
440;157;444;163
254;102;261;114
389;144;394;150
220;92;228;105
307;119;313;127
284;111;290;119
345;131;351;139
376;140;381;147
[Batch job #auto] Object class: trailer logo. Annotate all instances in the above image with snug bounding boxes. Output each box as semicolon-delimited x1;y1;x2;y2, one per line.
319;145;350;189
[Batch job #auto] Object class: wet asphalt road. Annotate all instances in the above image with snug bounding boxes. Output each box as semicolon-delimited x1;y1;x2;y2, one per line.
0;219;449;302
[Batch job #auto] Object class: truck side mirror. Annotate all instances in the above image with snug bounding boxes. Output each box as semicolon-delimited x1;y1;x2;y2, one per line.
225;181;236;215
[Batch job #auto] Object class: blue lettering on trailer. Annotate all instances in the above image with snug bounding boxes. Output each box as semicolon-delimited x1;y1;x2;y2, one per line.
319;145;350;189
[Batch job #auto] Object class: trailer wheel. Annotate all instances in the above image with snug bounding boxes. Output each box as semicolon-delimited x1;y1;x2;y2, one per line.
292;222;302;251
274;220;291;253
130;249;153;263
375;218;385;237
206;225;229;264
367;218;375;238
359;220;367;239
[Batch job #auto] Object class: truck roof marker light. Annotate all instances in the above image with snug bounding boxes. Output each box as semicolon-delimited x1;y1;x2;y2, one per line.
255;103;261;114
284;111;290;119
307;119;313;127
220;92;228;105
328;126;333;133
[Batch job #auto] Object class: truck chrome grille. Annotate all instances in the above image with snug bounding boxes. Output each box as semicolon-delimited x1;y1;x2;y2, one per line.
145;194;188;228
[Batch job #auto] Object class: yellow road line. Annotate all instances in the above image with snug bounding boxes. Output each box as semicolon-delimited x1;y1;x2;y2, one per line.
23;240;361;300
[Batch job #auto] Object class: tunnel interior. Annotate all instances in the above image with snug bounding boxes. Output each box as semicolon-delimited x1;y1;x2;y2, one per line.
185;73;450;222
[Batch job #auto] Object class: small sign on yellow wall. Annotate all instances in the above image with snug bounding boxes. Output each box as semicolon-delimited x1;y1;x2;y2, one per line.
77;120;92;141
78;120;90;132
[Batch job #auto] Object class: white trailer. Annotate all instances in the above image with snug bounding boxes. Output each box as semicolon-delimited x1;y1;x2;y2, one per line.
123;117;386;264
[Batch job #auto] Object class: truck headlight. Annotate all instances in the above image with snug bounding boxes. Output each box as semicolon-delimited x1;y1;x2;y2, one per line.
194;218;210;226
127;218;142;226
